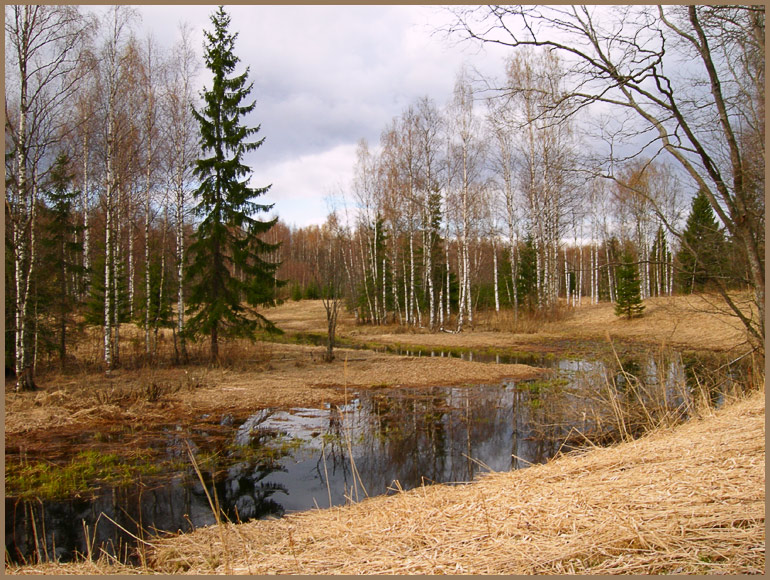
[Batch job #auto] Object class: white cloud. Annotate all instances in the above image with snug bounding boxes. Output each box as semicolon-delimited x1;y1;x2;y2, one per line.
110;5;515;228
258;143;357;228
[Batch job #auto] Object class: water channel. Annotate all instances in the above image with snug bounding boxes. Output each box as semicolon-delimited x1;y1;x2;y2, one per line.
5;346;746;564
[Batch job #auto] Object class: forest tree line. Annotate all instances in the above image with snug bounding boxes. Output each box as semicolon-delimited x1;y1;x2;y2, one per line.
5;5;764;387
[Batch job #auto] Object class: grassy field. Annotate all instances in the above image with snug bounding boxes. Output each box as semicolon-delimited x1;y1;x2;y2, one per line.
5;294;764;574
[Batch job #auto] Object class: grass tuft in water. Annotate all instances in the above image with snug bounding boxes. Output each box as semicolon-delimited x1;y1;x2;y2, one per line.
6;450;163;500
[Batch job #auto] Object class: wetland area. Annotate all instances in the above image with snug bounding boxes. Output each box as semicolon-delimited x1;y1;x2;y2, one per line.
4;297;762;572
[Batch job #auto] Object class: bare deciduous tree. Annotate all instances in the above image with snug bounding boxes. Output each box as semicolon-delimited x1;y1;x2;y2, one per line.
447;4;765;350
5;4;89;390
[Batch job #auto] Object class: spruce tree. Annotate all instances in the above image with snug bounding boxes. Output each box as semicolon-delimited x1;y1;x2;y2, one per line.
40;153;86;365
614;249;645;319
186;6;281;360
516;235;538;311
676;189;726;293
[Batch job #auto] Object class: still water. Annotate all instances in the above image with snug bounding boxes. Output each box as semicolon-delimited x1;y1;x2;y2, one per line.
5;348;745;564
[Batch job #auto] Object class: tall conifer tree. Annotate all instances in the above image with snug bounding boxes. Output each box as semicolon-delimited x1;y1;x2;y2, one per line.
614;249;645;319
676;190;726;294
41;153;86;366
186;6;280;360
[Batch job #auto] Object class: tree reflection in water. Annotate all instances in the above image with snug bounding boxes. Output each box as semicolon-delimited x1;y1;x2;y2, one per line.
8;348;747;565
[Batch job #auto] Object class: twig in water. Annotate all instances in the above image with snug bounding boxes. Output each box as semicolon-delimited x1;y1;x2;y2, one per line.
322;438;332;508
510;453;535;467
97;512;156;549
462;453;496;474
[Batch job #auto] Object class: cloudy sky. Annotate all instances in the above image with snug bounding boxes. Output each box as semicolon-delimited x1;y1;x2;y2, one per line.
111;4;512;227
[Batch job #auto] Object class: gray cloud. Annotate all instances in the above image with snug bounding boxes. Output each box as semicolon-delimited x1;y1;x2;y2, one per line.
120;4;510;225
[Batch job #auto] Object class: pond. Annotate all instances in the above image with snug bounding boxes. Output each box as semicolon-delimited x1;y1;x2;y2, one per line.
5;347;748;565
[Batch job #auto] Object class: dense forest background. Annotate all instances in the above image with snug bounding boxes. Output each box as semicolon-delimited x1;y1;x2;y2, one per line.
5;5;764;387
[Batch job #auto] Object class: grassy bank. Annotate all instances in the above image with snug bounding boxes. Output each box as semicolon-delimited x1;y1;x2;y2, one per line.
5;295;762;574
7;388;764;575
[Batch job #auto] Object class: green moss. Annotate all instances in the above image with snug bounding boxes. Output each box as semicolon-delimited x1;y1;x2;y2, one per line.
6;450;164;500
520;377;570;394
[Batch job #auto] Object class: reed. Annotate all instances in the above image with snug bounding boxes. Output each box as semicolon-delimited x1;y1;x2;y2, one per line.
140;389;764;575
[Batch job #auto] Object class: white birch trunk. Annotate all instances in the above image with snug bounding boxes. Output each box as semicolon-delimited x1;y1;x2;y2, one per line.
427;235;435;329
145;165;152;355
493;240;500;313
81;133;91;295
104;106;114;374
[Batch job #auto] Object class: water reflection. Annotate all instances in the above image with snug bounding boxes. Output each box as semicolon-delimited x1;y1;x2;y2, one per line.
6;347;750;565
227;383;573;512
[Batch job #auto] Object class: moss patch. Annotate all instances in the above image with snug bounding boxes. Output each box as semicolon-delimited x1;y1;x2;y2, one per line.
6;449;164;500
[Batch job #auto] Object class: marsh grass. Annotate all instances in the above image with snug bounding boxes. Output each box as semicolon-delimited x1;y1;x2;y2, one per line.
475;303;575;333
140;389;764;575
548;338;763;449
5;450;164;500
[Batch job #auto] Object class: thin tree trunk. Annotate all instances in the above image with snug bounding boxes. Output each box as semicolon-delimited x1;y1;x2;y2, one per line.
113;195;122;368
445;236;451;323
81;132;91;296
128;216;135;319
104;112;114;374
493;240;500;313
145;141;153;355
154;206;168;357
427;229;435;329
211;322;218;361
370;218;376;324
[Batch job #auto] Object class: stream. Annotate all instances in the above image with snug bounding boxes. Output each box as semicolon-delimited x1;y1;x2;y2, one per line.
5;346;747;564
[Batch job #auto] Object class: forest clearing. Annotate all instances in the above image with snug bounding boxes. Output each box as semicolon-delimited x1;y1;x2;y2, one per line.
6;4;764;575
5;295;765;574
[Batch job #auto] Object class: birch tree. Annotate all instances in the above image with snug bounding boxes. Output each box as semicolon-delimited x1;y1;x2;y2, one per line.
164;23;199;363
446;70;486;331
487;98;522;320
96;5;137;373
351;139;383;324
448;4;765;350
138;34;163;356
504;48;575;312
414;96;446;330
5;4;88;390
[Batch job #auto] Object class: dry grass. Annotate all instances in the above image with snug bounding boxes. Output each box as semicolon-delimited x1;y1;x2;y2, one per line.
330;293;749;355
7;389;762;576
5;340;542;438
538;294;750;352
37;388;751;576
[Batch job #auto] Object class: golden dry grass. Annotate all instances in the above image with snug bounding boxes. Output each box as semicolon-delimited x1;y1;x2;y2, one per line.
11;388;758;575
145;389;765;575
311;293;750;354
538;294;750;352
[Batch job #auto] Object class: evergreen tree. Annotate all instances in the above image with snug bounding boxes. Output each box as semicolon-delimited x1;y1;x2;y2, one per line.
650;225;671;296
676;189;726;293
186;6;281;360
516;235;538;311
614;249;645;319
39;153;86;365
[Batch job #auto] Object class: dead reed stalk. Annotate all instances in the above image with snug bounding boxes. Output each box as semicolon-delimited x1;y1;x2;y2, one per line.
144;389;764;575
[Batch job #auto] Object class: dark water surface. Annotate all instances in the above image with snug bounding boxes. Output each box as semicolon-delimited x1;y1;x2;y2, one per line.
5;347;747;564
